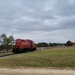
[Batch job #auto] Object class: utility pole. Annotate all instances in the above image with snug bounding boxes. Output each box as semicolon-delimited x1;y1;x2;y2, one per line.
12;31;13;37
11;31;14;48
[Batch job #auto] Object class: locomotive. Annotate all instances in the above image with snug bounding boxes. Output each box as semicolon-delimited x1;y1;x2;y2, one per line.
12;39;36;53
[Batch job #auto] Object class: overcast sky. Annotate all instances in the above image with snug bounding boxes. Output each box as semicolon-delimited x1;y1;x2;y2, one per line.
0;0;75;43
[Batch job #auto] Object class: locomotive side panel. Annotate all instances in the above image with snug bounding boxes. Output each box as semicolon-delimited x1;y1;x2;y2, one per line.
15;39;32;48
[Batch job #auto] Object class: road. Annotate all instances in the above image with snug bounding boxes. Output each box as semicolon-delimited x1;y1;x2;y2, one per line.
0;68;75;75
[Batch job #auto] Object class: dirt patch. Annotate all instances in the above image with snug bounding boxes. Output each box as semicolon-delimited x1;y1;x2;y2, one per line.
0;68;75;75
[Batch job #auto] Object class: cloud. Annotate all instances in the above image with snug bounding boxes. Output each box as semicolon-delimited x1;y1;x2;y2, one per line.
0;0;75;43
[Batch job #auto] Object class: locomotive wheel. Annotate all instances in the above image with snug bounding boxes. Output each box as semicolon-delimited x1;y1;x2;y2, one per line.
13;48;20;54
12;49;16;54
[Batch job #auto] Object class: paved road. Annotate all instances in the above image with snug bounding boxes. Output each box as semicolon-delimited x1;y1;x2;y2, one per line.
1;51;75;75
0;68;75;75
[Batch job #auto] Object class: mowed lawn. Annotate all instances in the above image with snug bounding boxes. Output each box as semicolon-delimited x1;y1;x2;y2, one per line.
0;46;75;68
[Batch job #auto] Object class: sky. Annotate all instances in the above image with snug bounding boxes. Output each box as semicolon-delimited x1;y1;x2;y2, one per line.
0;0;75;43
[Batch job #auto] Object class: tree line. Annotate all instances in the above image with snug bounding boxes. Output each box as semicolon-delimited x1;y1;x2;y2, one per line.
36;41;75;47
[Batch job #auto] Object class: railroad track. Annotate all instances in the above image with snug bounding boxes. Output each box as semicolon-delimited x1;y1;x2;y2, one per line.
0;53;16;58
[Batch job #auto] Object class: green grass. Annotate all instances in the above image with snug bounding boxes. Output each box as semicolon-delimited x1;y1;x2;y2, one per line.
0;46;75;68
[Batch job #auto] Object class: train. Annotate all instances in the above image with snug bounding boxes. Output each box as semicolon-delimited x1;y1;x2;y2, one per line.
12;39;36;53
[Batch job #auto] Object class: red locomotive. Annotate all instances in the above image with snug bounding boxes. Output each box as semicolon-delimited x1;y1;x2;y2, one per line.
13;39;36;53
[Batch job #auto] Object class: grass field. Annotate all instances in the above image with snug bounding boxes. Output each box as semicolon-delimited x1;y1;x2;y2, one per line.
0;46;75;68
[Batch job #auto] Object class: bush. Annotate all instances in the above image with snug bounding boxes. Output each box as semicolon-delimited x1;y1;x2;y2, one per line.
66;40;73;46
